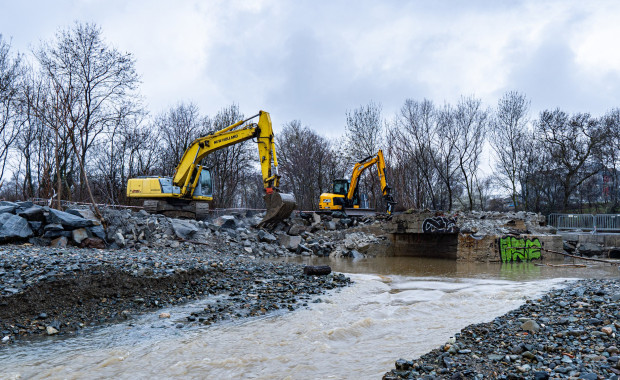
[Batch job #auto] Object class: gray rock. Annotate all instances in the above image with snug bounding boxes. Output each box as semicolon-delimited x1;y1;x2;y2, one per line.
578;242;604;256
212;215;236;230
28;221;43;233
0;215;33;240
88;225;106;240
66;208;100;224
43;230;72;239
72;228;89;244
0;212;12;226
311;212;321;225
50;236;68;248
279;235;302;251
171;219;199;240
350;249;364;259
580;374;597;380
17;205;45;221
47;209;94;228
257;230;277;243
520;319;541;333
44;223;64;232
0;205;17;214
296;244;313;255
287;224;306;236
533;371;549;379
113;231;125;247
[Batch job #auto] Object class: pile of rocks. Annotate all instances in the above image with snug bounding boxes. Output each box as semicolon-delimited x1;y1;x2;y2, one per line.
563;239;620;259
383;279;620;379
0;201;105;249
0;199;384;259
458;211;551;236
101;208;385;258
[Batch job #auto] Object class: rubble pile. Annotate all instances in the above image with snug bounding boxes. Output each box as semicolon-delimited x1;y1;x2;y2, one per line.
0;201;106;249
101;208;386;259
0;201;385;259
458;211;552;236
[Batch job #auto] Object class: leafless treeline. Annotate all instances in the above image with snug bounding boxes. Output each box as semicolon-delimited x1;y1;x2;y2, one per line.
1;23;619;214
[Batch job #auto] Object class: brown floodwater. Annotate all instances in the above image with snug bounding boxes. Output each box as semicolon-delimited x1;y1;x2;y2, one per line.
0;257;617;380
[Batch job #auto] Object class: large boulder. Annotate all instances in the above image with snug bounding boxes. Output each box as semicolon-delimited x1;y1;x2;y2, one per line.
50;236;68;248
66;208;101;225
171;219;199;240
578;242;604;256
0;212;13;226
87;225;107;240
47;209;94;229
212;215;237;230
279;235;302;251
113;230;125;247
257;230;277;243
0;215;33;240
72;228;89;244
0;201;19;214
17;205;45;222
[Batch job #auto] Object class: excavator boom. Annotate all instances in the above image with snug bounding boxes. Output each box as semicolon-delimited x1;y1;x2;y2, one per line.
127;111;296;225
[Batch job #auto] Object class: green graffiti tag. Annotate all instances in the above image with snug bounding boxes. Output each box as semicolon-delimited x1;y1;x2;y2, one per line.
499;236;542;263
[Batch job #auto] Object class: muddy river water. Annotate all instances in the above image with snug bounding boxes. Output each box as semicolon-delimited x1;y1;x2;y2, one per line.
1;257;618;379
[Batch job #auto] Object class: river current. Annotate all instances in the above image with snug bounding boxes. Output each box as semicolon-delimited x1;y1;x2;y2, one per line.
1;258;617;379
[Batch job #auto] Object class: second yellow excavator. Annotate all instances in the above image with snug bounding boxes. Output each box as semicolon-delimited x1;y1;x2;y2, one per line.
319;149;396;216
126;111;296;226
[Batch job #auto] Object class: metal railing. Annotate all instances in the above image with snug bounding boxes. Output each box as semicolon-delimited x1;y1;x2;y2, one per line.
595;214;620;231
547;213;620;232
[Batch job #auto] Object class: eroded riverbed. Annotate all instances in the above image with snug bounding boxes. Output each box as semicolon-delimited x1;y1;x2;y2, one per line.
1;258;617;379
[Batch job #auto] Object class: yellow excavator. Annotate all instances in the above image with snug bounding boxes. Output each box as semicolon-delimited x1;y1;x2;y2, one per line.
319;149;396;216
126;111;296;225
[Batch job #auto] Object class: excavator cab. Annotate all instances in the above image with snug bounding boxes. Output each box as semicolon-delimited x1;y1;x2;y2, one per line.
192;168;213;197
332;179;349;196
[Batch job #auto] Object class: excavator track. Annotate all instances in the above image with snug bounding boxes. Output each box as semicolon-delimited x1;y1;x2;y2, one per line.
142;199;210;220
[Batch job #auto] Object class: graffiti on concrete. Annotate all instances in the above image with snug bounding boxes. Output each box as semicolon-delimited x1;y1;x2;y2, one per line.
422;217;459;233
499;236;542;262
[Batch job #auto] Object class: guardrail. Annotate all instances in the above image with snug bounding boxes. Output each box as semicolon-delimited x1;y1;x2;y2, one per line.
547;213;620;232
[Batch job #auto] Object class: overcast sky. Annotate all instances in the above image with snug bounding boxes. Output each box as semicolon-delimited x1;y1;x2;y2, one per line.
1;0;619;137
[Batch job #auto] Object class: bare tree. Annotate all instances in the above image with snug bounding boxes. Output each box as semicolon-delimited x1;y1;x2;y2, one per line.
600;109;620;212
390;99;442;209
202;104;254;208
431;104;463;211
537;109;607;212
489;91;530;210
0;35;23;187
154;102;207;175
276;120;337;210
344;101;384;161
451;96;488;211
35;22;140;213
15;66;44;198
344;101;385;209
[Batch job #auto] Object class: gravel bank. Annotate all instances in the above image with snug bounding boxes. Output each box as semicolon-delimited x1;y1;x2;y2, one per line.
383;278;620;379
0;244;350;344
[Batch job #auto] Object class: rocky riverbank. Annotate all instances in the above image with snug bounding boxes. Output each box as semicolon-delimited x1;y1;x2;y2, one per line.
383;278;620;379
0;244;351;344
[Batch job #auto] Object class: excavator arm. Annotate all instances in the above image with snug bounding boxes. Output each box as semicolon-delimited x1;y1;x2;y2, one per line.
156;110;295;225
346;149;396;214
172;111;280;196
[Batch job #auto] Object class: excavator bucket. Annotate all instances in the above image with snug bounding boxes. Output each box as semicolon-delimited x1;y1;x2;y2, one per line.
259;192;297;227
